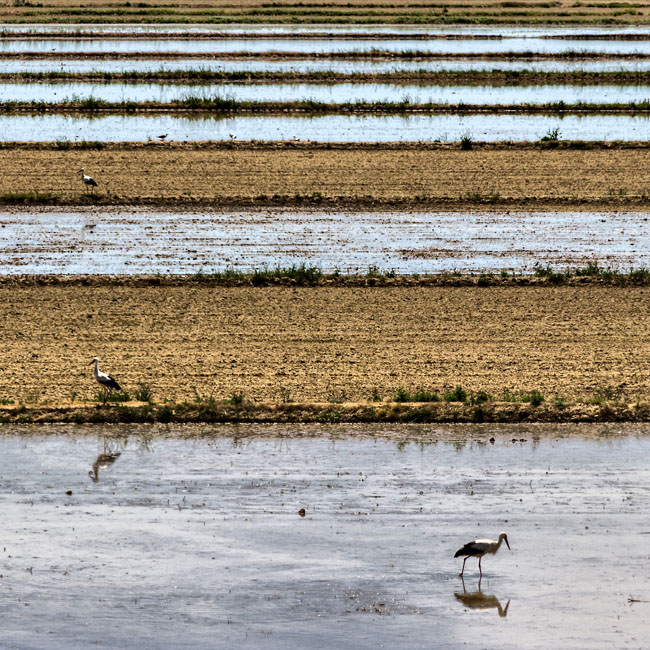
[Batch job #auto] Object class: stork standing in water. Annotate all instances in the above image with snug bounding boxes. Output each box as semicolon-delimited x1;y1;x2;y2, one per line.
455;532;511;577
78;168;98;193
89;357;122;404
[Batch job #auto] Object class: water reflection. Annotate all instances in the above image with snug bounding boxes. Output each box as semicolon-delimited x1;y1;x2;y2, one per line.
454;577;511;617
2;112;650;142
5;81;650;105
88;438;122;482
7;58;650;74
3;37;650;55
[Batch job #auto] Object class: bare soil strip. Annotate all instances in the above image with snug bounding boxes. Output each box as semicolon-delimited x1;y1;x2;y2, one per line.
4;50;650;60
3;0;650;26
7;70;650;85
1;141;649;211
2;282;650;410
5;31;650;40
3;99;650;115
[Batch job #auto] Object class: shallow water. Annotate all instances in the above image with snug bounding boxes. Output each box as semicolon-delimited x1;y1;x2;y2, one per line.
4;23;650;36
5;80;650;105
5;57;650;74
3;209;649;274
4;23;650;37
3;37;650;55
1;112;649;142
1;423;650;649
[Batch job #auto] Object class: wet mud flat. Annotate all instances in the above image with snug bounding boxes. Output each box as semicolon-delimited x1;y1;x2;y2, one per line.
3;208;650;275
1;423;649;649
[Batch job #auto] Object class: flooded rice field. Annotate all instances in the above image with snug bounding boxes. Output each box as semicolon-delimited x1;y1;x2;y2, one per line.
7;58;650;74
5;23;650;36
4;37;650;55
2;112;650;142
4;23;650;37
3;208;649;275
7;80;650;105
1;423;650;649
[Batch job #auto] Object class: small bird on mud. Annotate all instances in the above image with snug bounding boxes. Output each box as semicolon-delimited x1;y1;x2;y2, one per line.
157;133;168;141
455;532;511;577
78;168;98;193
89;357;122;405
229;132;237;140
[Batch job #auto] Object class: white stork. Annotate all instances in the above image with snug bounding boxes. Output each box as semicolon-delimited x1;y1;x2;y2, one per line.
78;168;98;193
89;357;122;404
229;132;237;140
454;532;511;577
157;133;168;141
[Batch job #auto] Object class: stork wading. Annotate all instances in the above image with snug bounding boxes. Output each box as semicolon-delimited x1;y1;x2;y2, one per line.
454;532;511;577
90;357;122;404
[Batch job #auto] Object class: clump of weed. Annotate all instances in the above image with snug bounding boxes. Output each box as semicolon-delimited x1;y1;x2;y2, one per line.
533;264;568;284
443;385;468;402
500;388;545;405
628;268;650;283
229;391;245;407
393;386;411;402
392;386;440;402
412;387;440;402
134;382;153;402
460;132;473;150
97;389;130;403
540;126;561;142
470;390;493;405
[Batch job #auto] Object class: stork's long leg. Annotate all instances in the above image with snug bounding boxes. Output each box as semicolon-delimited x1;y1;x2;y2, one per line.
478;556;483;577
460;556;468;577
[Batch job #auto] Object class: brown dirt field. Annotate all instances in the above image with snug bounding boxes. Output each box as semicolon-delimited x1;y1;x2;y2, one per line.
3;0;650;24
2;143;650;209
3;282;650;405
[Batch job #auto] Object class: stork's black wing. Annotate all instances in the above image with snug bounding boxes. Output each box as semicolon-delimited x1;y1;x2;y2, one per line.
454;542;482;558
99;374;121;391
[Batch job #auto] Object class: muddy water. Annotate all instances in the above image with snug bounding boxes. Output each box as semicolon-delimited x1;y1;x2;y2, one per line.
7;58;650;75
1;423;649;649
4;23;650;37
4;23;650;36
4;37;650;55
2;208;649;275
6;80;650;105
3;112;650;142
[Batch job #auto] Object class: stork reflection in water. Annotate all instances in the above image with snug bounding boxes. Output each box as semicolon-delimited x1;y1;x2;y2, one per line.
454;577;510;617
88;439;122;482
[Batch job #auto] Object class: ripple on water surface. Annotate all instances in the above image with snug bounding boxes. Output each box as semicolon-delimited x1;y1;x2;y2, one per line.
0;423;649;650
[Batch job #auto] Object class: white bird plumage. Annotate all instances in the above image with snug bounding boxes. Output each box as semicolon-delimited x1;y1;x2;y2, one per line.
89;357;122;404
78;168;98;193
454;532;511;577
